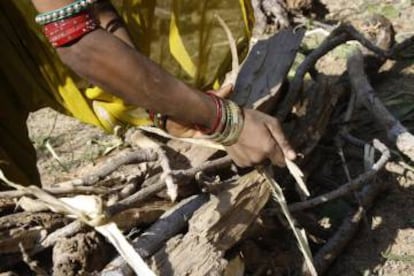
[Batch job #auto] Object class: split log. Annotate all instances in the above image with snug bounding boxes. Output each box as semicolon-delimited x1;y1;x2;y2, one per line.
150;171;270;275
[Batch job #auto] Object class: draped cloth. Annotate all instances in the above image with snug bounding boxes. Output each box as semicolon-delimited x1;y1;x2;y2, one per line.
0;0;252;184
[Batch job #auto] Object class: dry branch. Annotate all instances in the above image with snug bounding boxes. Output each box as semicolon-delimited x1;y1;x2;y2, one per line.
51;149;157;188
0;185;109;199
106;156;231;216
277;20;394;120
288;139;390;212
347;49;414;161
314;143;391;274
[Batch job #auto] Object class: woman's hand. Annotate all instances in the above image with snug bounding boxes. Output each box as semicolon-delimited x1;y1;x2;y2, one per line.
226;109;296;167
166;84;296;167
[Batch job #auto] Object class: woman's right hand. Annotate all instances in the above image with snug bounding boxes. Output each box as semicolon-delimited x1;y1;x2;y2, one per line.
226;108;296;167
166;84;296;168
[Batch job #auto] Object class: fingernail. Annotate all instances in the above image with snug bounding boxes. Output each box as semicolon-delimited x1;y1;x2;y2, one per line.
287;150;297;160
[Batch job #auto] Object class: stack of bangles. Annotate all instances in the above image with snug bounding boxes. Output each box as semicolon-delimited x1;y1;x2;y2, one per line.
150;93;245;147
35;0;100;48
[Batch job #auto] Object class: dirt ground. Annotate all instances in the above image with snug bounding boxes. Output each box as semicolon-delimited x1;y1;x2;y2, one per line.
26;0;414;275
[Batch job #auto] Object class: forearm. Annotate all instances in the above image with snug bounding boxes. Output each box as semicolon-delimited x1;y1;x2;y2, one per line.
32;0;216;129
57;29;216;128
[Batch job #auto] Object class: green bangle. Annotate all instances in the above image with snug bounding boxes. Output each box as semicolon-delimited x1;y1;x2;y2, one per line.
35;0;99;25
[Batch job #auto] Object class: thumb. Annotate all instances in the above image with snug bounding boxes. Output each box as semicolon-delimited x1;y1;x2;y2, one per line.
208;84;233;99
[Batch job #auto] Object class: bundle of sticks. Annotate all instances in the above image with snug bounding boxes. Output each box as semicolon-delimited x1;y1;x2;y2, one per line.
1;1;413;275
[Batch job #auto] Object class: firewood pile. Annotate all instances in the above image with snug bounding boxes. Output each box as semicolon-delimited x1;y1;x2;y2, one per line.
1;0;413;275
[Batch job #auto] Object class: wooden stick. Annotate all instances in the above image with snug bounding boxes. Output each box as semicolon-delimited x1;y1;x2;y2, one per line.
288;139;390;212
314;156;391;274
51;149;157;188
0;185;110;199
101;194;208;275
106;156;232;217
277;22;393;121
277;30;349;120
347;49;414;161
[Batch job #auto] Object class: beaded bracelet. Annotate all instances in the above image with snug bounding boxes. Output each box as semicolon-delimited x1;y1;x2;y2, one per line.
43;10;98;47
35;0;99;25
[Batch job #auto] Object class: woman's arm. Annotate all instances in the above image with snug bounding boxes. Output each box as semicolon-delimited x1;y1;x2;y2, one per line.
30;0;296;167
32;0;217;130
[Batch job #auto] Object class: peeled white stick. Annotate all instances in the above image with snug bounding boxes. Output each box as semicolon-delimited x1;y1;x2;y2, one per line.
96;223;156;276
285;158;310;197
0;170;155;276
131;130;179;201
259;167;317;276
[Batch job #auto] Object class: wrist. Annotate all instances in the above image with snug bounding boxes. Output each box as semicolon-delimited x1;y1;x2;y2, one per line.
201;94;245;146
198;92;219;131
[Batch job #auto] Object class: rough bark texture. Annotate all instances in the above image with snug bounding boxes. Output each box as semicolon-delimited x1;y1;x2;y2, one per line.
53;230;111;276
150;171;270;276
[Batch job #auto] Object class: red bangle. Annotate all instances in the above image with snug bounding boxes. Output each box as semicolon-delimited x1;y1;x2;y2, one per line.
199;92;223;134
43;10;98;48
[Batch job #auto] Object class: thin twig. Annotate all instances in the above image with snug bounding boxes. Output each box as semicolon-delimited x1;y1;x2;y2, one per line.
215;14;239;86
106;156;232;217
288;139;390;212
0;186;110;199
277;30;349;120
39;221;85;249
172;156;232;178
51;149;158;188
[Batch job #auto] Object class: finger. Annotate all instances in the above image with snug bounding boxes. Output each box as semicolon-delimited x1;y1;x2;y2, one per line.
268;142;286;167
267;120;296;161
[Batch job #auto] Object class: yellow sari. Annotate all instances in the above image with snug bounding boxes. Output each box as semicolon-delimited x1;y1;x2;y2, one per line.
2;0;252;132
0;0;252;184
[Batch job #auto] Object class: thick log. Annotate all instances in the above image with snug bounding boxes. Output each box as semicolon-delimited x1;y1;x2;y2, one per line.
150;171;270;276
